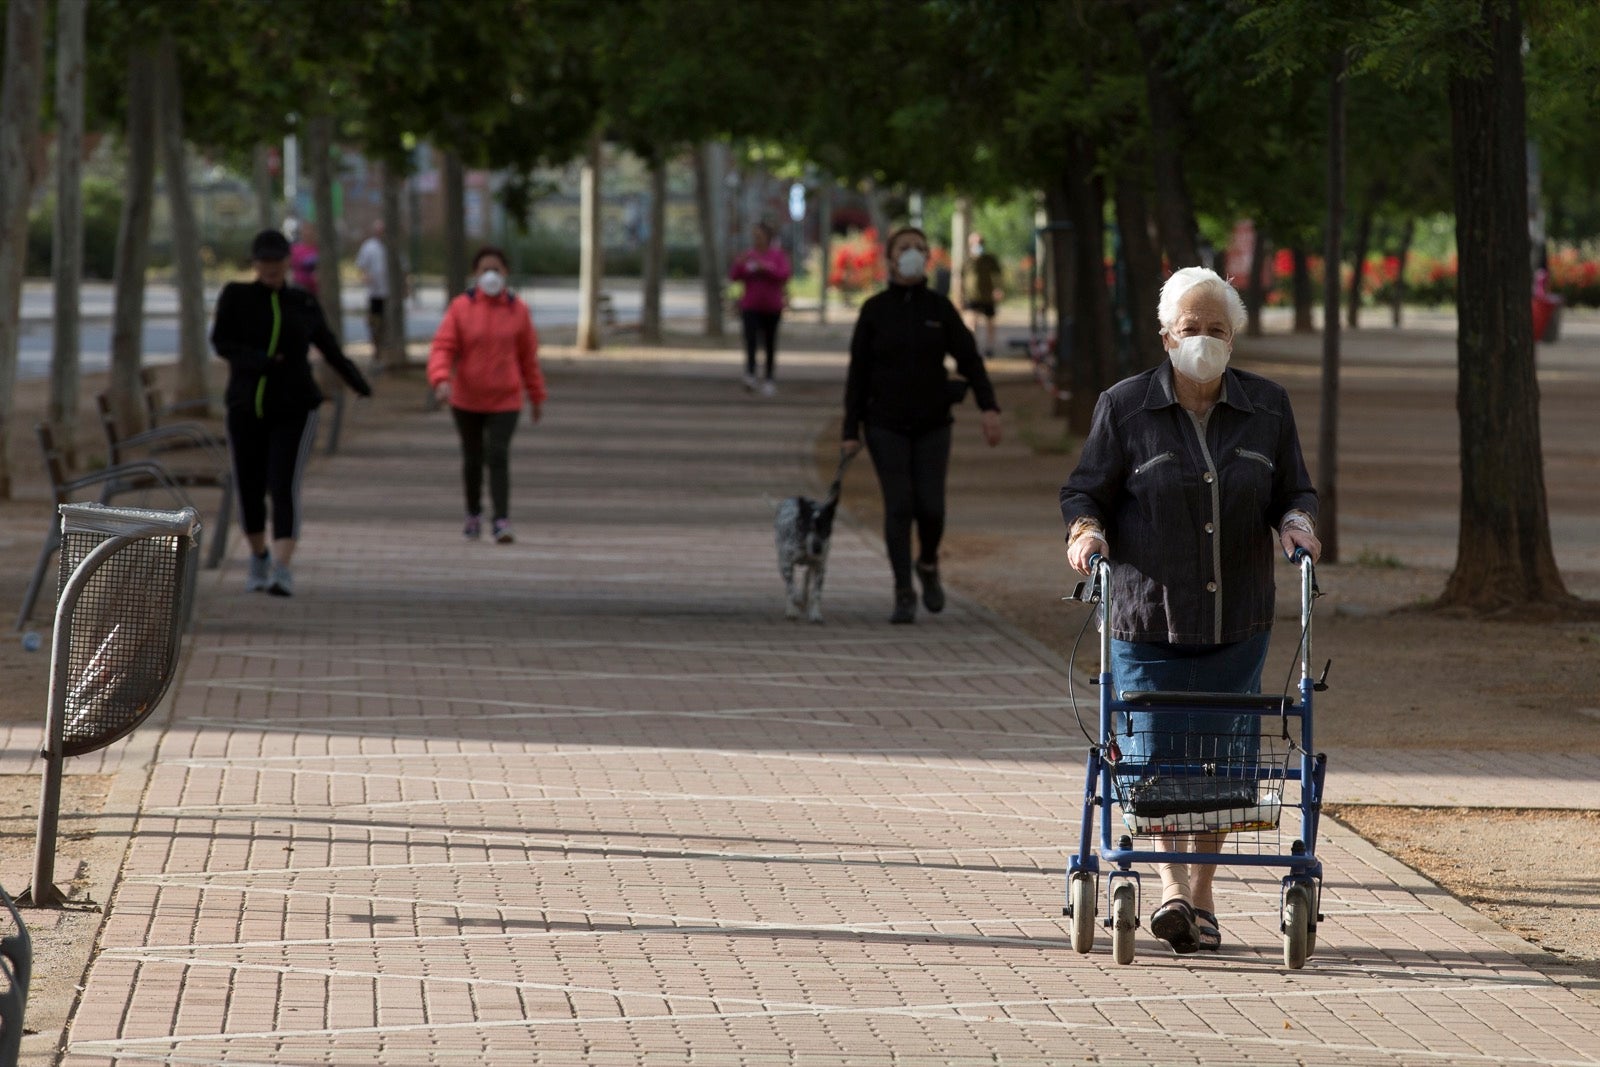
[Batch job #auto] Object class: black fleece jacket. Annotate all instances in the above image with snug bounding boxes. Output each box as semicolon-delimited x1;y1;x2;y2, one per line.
210;280;371;420
843;281;999;439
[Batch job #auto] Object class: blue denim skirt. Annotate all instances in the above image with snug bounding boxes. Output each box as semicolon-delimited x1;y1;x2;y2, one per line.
1110;632;1272;768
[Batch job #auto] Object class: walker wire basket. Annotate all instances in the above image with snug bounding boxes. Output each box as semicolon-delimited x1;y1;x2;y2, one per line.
1109;707;1296;837
53;503;198;757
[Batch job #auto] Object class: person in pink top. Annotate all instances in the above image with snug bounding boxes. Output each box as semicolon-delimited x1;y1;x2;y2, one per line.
427;247;546;544
289;221;320;296
729;221;792;396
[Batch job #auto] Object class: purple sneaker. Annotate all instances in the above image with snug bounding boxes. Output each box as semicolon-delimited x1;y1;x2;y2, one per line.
492;518;514;544
463;514;481;540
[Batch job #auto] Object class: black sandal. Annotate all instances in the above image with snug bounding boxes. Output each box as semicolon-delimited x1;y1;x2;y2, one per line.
1150;899;1200;955
1194;908;1222;951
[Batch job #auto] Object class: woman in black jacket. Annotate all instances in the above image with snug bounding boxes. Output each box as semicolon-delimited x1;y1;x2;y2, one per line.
842;227;1002;623
211;229;372;596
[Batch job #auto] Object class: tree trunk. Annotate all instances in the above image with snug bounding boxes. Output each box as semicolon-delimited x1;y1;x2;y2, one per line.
863;177;890;239
307;114;341;343
1345;184;1382;330
1391;216;1414;327
108;43;158;440
49;0;86;468
381;165;406;366
252;143;275;231
950;196;972;307
575;134;604;352
640;154;666;343
692;142;724;338
1063;138;1117;435
443;150;467;299
1318;52;1346;564
1132;8;1200;269
1291;245;1315;333
0;0;47;497
1246;229;1268;338
155;32;208;412
1045;180;1076;418
1440;0;1569;609
1113;178;1164;371
815;177;832;323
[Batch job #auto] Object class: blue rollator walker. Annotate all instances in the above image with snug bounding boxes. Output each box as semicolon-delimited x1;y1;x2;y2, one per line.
1065;550;1329;968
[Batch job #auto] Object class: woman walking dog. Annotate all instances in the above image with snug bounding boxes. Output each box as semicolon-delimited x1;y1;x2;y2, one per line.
842;226;1002;624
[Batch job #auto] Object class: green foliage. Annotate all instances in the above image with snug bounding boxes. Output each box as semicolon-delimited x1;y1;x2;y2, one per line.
26;178;123;279
59;0;1600;265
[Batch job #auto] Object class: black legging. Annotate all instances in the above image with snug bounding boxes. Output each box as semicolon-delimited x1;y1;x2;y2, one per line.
865;423;951;590
226;406;318;541
742;310;781;379
452;407;520;520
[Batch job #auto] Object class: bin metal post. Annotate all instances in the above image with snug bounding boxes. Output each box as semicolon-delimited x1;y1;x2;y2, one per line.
22;504;199;908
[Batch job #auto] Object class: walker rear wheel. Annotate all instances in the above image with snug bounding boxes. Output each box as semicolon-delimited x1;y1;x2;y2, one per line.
1111;883;1138;965
1069;873;1097;954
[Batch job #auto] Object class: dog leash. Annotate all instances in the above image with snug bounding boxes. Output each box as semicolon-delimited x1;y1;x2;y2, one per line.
825;449;859;501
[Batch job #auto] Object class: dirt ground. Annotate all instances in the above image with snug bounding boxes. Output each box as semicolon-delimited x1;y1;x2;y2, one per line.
819;318;1600;982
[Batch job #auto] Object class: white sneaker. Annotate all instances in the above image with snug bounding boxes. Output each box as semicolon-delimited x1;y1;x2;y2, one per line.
760;379;777;397
742;373;757;392
267;563;294;597
246;552;271;592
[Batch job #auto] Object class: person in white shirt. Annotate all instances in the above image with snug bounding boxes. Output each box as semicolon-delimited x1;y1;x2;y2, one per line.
355;221;389;371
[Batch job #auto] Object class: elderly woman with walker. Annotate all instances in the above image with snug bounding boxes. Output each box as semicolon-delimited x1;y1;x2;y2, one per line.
1060;266;1321;956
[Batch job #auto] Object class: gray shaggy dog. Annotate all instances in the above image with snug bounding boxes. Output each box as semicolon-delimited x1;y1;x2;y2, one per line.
774;456;852;623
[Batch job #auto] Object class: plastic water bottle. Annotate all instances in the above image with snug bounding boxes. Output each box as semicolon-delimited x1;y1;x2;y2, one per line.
21;631;41;653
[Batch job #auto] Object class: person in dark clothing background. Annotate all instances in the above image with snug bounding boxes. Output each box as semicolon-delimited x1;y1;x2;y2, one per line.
211;229;372;597
842;226;1003;624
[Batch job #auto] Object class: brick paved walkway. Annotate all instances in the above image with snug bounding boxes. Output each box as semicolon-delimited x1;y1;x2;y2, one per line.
52;356;1600;1065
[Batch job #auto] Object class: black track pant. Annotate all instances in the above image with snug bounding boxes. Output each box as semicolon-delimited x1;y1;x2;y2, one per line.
226;406;318;541
865;423;951;590
742;310;781;379
452;407;520;520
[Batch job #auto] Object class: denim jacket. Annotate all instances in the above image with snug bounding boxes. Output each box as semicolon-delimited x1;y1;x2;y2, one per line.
1059;363;1317;645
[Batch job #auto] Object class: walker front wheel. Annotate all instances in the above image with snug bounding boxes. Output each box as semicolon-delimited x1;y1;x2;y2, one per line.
1111;883;1138;965
1283;885;1311;970
1068;873;1097;954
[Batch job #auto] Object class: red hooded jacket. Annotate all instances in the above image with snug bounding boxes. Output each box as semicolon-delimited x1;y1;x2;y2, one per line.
427;288;546;413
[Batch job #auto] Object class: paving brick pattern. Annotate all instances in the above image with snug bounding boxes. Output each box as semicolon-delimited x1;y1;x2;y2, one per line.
58;363;1600;1065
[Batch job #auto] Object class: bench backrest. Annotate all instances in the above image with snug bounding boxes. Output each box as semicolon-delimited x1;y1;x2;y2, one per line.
34;423;73;505
93;394;130;465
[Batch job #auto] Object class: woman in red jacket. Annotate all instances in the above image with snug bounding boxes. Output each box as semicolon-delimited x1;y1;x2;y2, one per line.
427;247;546;543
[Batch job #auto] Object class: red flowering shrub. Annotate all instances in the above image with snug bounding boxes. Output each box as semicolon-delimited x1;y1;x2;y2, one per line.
829;228;887;301
1547;247;1600;307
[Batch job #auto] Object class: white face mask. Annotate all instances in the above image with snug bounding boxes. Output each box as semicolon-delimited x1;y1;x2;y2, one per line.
895;247;927;280
1170;334;1231;383
477;269;506;297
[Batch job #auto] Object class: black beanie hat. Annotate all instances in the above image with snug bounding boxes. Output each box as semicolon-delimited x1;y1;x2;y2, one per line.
250;229;291;261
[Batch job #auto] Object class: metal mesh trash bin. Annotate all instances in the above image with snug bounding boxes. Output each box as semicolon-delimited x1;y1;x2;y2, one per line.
23;503;200;907
54;504;198;755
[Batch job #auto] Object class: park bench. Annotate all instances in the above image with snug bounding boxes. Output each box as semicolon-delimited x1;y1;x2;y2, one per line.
139;366;217;428
94;394;232;570
17;423;196;633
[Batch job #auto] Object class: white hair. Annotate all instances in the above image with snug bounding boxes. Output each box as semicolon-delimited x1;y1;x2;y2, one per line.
1158;266;1247;336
